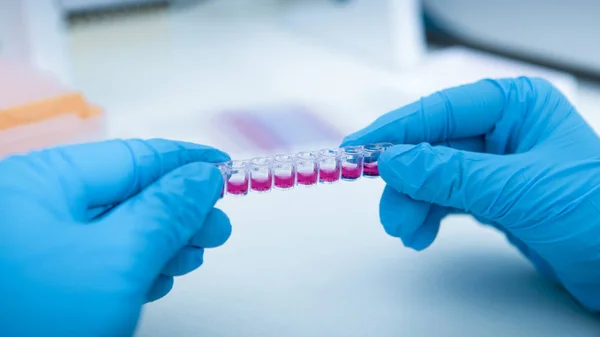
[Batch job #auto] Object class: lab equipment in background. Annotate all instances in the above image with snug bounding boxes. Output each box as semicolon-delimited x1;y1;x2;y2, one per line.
216;142;392;197
388;46;579;106
279;0;426;70
0;59;104;158
424;0;600;79
0;0;72;84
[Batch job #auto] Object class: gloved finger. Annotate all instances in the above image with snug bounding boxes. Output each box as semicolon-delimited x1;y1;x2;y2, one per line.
189;208;232;248
147;274;174;302
160;208;232;277
341;77;544;147
160;208;231;277
434;136;485;154
380;185;449;251
378;136;484;244
53;138;230;209
104;162;223;273
406;205;449;251
162;247;204;277
379;185;430;239
379;143;520;217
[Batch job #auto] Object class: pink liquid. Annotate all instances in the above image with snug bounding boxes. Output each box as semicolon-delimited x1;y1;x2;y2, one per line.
274;174;295;189
342;165;361;180
297;171;318;185
251;176;272;192
319;168;340;183
227;179;249;195
363;162;379;177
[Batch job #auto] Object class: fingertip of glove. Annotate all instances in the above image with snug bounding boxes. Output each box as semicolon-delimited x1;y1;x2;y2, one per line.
339;136;357;147
209;150;231;163
396;228;434;251
189;145;231;164
163;246;205;277
155;162;224;212
403;234;433;252
380;143;423;162
191;208;232;248
378;144;417;173
146;138;232;163
379;143;441;189
147;275;174;302
404;210;443;251
379;205;404;238
183;162;224;188
379;185;431;238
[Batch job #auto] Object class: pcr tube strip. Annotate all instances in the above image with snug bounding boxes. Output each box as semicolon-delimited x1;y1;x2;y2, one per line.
215;143;393;197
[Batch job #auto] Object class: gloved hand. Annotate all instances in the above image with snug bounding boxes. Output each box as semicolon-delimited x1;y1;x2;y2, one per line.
0;139;232;337
342;77;600;312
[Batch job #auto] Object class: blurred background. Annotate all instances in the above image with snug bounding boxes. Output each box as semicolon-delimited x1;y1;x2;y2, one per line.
2;0;600;159
3;1;600;336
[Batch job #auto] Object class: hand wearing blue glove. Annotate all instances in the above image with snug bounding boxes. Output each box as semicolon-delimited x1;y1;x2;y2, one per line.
0;139;232;337
342;77;600;312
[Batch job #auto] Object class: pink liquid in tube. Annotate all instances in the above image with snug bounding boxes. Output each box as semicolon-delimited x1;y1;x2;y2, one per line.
363;162;379;177
297;171;318;186
251;176;273;192
227;179;249;195
274;174;295;189
319;168;340;183
342;166;361;180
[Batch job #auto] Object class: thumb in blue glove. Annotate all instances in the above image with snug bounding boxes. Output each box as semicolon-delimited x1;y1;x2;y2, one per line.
0;139;232;337
342;77;600;312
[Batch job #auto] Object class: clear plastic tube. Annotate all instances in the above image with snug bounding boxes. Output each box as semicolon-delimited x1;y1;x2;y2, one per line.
340;146;363;181
273;154;296;190
363;142;395;178
249;157;273;193
318;149;341;184
226;160;249;196
215;162;230;198
362;143;384;178
216;143;393;198
295;151;319;187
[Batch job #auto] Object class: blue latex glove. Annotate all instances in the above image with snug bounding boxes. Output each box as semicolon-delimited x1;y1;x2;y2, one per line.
0;139;232;337
342;77;600;312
